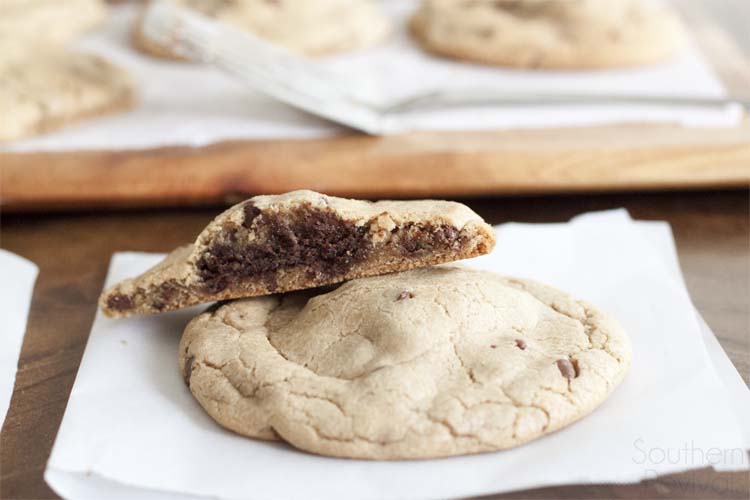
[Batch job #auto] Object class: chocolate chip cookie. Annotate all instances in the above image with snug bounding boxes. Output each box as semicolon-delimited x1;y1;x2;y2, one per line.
410;0;687;69
0;0;106;58
0;50;134;141
134;0;391;59
179;265;632;459
100;191;496;317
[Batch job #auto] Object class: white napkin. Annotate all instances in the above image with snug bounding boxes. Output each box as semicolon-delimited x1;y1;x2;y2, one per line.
44;210;750;500
4;1;742;153
0;250;39;427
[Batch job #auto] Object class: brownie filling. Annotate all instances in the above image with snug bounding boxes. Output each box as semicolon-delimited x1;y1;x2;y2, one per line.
398;222;461;254
196;204;467;294
242;201;261;229
197;205;372;293
107;293;134;311
151;280;185;311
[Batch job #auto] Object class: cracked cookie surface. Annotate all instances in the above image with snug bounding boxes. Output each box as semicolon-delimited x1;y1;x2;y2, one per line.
179;265;631;459
410;0;686;69
99;190;495;318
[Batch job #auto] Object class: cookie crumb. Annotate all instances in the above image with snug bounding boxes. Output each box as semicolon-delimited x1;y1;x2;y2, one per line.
396;291;414;301
490;344;497;349
515;339;527;350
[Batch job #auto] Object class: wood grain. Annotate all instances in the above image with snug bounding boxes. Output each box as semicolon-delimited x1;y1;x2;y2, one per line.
1;190;748;499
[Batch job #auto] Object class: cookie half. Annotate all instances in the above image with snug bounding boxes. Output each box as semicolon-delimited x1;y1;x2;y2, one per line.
410;0;687;69
100;191;496;317
179;266;632;459
134;0;391;59
0;51;134;141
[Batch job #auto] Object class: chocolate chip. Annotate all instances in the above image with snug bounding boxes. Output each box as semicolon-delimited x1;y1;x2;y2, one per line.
150;281;180;311
106;293;134;311
399;223;460;254
184;355;195;386
515;339;527;350
242;201;261;229
435;224;459;245
397;291;414;301
556;358;578;379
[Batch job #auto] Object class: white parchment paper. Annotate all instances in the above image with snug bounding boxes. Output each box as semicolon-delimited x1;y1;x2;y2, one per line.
45;211;750;500
4;1;742;153
0;250;39;427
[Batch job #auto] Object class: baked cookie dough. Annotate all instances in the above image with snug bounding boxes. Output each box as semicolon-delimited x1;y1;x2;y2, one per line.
99;191;496;317
0;51;134;141
0;0;106;58
410;0;687;69
180;265;632;459
134;0;391;59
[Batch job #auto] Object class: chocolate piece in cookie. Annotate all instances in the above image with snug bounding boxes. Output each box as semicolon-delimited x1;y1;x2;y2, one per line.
99;190;496;317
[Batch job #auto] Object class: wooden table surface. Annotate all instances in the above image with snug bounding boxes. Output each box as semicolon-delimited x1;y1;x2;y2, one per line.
1;190;748;500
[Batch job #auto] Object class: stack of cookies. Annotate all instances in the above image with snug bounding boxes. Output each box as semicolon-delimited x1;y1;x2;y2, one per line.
101;191;631;460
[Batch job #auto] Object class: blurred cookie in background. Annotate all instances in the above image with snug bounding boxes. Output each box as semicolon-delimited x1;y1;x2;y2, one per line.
0;0;135;141
410;0;687;69
0;0;107;57
134;0;392;59
0;51;134;141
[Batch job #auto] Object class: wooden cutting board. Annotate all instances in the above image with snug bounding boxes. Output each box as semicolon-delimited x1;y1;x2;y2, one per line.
2;23;749;211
